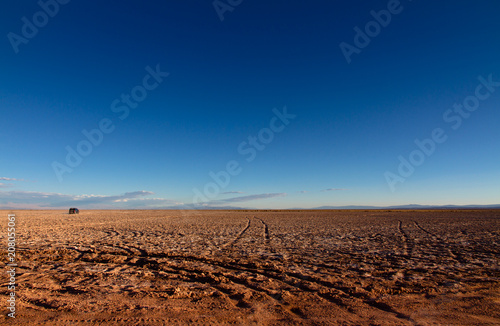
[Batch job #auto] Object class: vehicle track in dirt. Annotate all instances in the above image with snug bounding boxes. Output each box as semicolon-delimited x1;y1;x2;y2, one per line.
413;221;438;238
397;220;410;257
42;244;414;321
222;216;251;249
254;216;270;242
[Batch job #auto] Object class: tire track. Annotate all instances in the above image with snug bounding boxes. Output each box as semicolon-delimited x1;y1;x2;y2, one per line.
131;230;144;238
140;254;336;318
114;250;410;320
397;220;415;257
124;244;148;256
413;221;438;238
411;221;466;264
64;246;95;261
27;245;413;322
57;317;172;325
223;216;251;248
172;253;411;321
102;228;120;238
105;243;148;257
86;250;304;319
254;217;270;241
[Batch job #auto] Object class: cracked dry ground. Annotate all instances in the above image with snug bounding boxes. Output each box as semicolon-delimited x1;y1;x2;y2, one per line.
1;210;499;325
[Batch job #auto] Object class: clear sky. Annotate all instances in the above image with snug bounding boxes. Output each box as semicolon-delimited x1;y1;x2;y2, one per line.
1;0;499;209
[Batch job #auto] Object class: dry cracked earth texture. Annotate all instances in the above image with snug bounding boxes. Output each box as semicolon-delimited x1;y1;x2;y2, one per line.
1;210;499;325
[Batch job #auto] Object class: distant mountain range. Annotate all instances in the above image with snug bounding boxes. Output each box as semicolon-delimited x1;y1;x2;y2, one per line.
183;204;500;210
306;204;500;210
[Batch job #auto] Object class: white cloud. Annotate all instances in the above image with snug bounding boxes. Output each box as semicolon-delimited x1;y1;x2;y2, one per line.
214;193;287;204
0;177;28;182
0;190;182;209
322;188;349;192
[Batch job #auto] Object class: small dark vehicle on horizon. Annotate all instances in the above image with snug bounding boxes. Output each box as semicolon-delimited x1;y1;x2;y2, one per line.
69;208;79;214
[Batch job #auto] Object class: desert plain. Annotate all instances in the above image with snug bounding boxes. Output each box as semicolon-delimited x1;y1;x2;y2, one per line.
1;209;499;325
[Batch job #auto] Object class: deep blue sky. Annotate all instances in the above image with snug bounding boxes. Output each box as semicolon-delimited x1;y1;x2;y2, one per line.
1;0;499;209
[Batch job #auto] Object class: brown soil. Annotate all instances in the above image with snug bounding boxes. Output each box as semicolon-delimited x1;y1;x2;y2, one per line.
1;209;499;325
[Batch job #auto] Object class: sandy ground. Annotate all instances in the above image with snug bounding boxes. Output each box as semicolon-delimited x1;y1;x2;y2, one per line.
1;209;499;325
